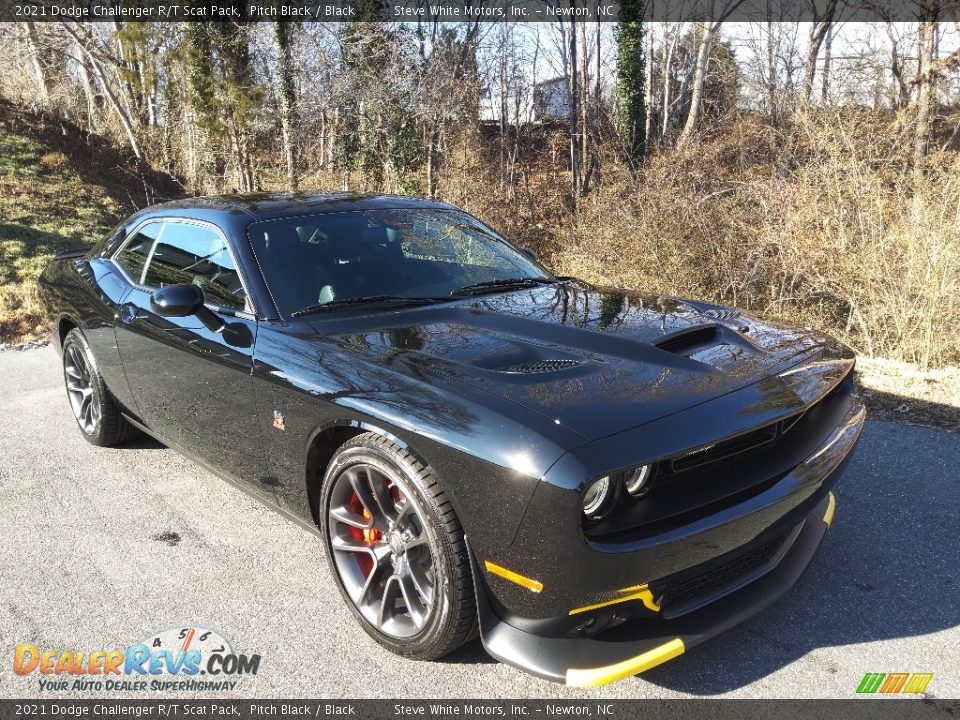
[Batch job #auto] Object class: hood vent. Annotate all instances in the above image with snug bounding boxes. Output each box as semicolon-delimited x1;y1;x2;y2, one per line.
499;359;582;374
702;308;741;320
654;325;723;355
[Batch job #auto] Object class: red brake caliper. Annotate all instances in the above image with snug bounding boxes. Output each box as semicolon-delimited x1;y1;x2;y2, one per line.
348;492;380;577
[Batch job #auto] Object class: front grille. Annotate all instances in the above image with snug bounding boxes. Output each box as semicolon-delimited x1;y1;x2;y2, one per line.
584;368;854;544
655;527;793;616
661;370;851;478
669;422;782;473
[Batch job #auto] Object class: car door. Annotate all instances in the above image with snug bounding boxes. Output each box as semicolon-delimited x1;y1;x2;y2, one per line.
111;218;262;483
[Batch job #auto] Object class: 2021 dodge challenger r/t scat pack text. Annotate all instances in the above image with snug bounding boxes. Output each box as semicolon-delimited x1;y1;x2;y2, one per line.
39;193;864;686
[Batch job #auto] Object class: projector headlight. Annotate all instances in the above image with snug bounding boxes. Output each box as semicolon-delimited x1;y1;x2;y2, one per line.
582;475;616;519
623;464;653;497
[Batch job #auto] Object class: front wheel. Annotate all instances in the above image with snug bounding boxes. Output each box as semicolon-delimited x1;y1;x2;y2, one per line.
320;433;477;659
62;329;138;447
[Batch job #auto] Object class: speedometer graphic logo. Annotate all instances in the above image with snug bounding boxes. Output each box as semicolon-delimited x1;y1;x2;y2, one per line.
140;626;234;660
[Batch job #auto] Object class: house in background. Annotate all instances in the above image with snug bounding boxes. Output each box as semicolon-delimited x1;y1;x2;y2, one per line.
479;76;571;125
533;77;570;121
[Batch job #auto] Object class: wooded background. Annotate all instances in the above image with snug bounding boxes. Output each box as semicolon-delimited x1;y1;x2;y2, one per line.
1;8;959;369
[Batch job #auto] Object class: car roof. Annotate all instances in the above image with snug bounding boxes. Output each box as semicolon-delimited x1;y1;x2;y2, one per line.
142;192;457;223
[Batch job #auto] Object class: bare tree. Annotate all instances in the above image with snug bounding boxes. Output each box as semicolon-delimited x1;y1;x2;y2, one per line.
21;22;53;107
678;0;744;148
660;23;679;144
801;0;839;106
566;18;580;205
61;23;142;160
820;22;834;102
272;21;298;192
914;13;938;173
644;21;654;153
765;16;778;119
885;21;910;108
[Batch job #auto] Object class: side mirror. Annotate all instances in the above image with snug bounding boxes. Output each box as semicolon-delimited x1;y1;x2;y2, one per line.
520;247;538;262
150;283;224;333
150;283;204;317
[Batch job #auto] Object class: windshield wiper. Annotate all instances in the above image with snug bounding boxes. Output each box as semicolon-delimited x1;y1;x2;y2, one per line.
291;295;449;317
451;277;557;297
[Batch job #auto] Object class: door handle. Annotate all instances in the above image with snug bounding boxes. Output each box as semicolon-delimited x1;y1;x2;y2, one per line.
118;303;139;324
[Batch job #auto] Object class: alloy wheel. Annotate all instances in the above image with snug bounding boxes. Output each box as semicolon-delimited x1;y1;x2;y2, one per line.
327;463;437;638
64;343;100;434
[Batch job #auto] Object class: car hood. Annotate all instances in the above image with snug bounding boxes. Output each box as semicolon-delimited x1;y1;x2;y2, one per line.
307;280;848;441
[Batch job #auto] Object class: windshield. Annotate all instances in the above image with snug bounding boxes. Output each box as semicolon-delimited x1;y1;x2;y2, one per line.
247;208;552;316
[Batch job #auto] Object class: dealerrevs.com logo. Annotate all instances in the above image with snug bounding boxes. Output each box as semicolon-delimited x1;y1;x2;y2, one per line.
13;626;261;692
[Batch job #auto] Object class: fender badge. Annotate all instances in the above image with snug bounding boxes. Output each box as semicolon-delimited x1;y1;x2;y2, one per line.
272;410;286;431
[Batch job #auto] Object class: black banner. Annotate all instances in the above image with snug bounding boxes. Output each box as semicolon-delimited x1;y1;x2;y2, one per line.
1;700;959;720
1;0;959;23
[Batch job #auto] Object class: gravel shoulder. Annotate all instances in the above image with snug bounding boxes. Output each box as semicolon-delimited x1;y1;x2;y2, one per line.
0;347;957;699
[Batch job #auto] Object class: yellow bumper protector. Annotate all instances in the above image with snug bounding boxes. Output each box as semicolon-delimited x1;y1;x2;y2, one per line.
568;583;660;616
565;638;685;687
484;560;543;593
823;491;836;527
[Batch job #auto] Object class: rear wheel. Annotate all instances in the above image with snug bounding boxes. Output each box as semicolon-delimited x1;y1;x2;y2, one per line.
320;433;477;659
62;329;138;447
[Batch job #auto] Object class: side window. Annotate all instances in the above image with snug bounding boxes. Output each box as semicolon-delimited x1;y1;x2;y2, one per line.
114;222;163;283
141;222;248;312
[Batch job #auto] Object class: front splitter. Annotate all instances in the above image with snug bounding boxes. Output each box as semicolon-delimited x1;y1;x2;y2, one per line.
473;492;836;686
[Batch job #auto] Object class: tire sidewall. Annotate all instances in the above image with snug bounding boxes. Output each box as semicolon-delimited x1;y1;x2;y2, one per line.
62;329;109;446
319;438;458;658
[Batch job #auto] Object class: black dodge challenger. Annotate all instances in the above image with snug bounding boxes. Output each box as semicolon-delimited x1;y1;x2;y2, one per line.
39;193;864;686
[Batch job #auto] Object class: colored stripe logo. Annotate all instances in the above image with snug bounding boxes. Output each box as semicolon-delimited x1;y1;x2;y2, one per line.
856;672;933;694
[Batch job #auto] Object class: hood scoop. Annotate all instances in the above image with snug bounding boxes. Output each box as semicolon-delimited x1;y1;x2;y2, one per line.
655;324;723;355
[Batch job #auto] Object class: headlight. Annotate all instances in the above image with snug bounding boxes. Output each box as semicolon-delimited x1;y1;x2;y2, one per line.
623;464;652;497
582;475;615;519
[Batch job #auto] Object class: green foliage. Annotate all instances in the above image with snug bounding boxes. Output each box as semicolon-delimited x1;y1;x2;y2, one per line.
0;126;121;342
702;40;740;122
616;1;646;164
182;16;262;189
337;23;427;192
387;117;424;195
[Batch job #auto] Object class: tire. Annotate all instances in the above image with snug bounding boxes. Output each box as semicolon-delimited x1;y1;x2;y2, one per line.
62;328;138;447
319;432;477;660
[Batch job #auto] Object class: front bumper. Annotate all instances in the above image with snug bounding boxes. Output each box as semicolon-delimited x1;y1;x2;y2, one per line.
473;388;865;685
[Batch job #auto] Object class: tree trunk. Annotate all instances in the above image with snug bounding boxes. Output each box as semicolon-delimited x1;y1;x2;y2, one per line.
661;24;675;144
801;0;838;107
820;23;833;104
678;21;718;148
111;22;141;125
644;24;654;154
63;23;142;160
75;41;98;130
498;37;508;191
427;116;440;198
23;22;52;107
886;22;909;108
272;21;298;192
801;34;817;105
616;0;646;164
914;16;938;175
594;21;602;184
564;19;580;209
765;15;777;121
137;48;156;127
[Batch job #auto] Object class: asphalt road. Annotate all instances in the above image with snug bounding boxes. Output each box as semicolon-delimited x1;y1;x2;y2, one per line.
0;346;957;700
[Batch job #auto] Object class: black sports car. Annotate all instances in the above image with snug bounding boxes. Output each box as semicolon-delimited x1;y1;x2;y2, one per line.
38;193;864;686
